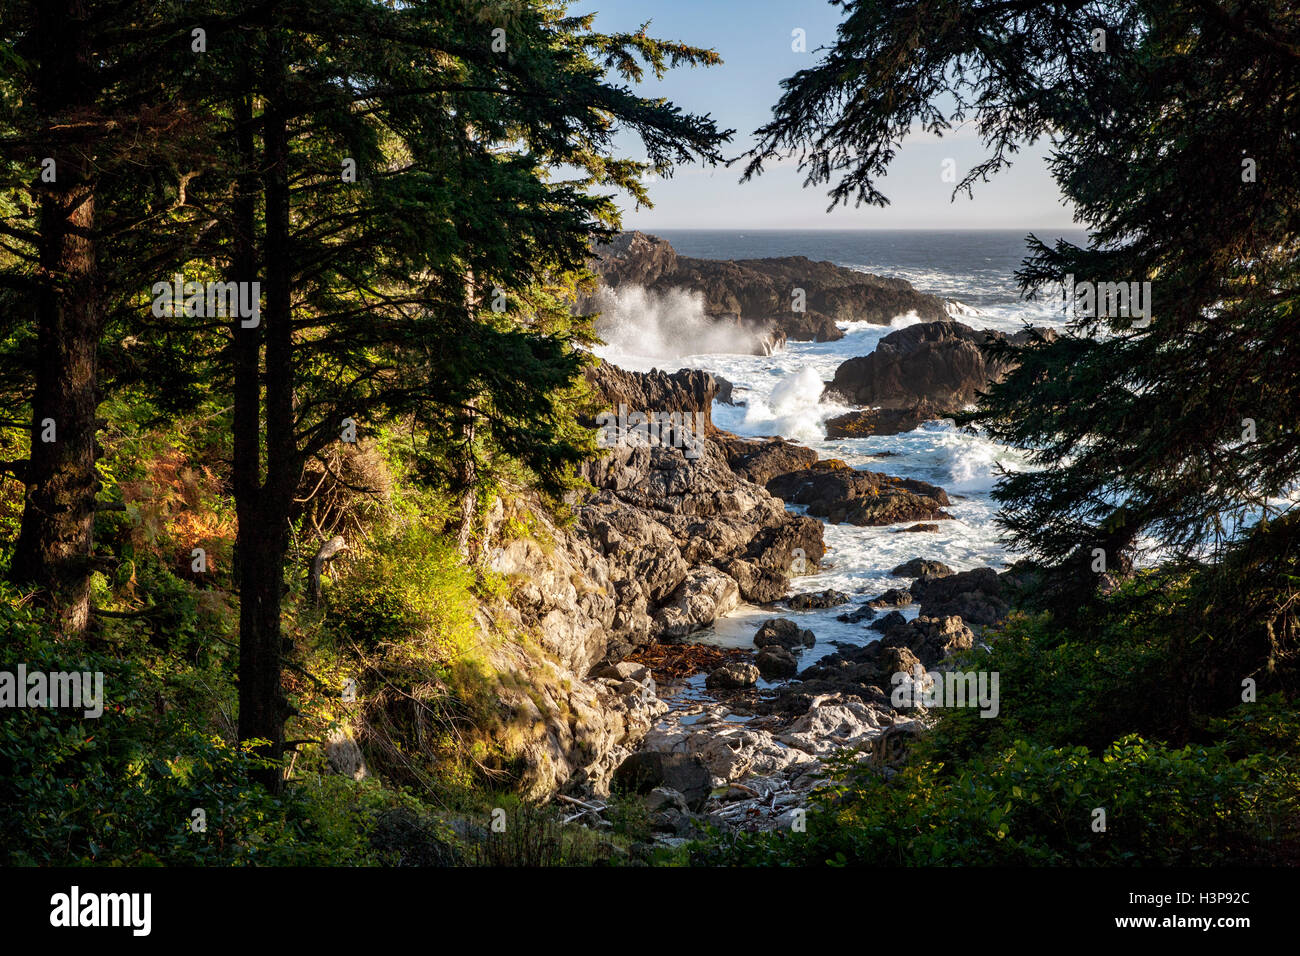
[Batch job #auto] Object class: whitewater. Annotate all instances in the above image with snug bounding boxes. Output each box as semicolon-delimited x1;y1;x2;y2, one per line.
592;229;1079;662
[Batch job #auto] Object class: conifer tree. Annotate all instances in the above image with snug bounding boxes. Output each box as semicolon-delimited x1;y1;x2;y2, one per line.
161;0;731;780
745;1;1299;582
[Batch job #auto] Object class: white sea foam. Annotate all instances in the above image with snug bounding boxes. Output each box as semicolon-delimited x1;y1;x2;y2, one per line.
590;255;1056;659
590;285;771;371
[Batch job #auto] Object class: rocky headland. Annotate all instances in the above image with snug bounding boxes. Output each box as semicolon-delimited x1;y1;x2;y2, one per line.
578;231;950;350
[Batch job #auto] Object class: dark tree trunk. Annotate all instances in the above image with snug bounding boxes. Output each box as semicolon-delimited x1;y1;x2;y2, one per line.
10;0;101;637
233;34;297;790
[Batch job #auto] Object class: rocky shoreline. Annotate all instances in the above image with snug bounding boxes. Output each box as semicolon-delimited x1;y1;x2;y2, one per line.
459;234;1058;835
475;356;1025;838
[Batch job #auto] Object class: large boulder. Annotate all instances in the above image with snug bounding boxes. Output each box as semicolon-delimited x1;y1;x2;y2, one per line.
613;751;713;811
705;661;761;689
766;459;952;527
654;566;741;641
754;618;816;651
910;566;1009;628
826;320;1054;412
756;645;799;679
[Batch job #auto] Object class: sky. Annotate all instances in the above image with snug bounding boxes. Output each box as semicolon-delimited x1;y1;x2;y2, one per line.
575;0;1077;231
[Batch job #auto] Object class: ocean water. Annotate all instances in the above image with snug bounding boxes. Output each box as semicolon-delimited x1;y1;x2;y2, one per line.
592;229;1088;655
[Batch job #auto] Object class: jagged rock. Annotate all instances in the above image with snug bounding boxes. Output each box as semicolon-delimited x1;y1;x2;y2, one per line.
581;232;949;344
584;362;719;429
836;603;878;624
613;751;713;811
720;557;789;603
478;610;669;800
867;587;913;608
572;365;829;649
787;589;850;610
910;566;1009;628
881;615;975;668
869;610;907;634
756;645;799;679
705;661;761;689
774;694;895;757
754;618;816;651
766;459;952;526
715;433;820;485
895;523;940;533
826;319;1055;411
878;645;924;681
892;558;954;579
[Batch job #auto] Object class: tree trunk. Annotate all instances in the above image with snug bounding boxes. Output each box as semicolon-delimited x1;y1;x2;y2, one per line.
455;404;477;561
233;32;298;790
10;0;101;637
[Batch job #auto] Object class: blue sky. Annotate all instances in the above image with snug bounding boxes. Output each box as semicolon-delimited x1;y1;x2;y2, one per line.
575;0;1076;230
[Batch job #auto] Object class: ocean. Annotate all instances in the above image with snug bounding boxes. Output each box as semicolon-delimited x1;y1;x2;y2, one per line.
591;228;1088;655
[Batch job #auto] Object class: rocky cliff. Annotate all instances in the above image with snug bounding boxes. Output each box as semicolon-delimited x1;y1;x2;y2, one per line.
579;232;950;346
479;361;825;795
824;319;1056;436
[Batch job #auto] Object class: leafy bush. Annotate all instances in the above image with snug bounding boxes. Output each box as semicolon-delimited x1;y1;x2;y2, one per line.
325;521;476;659
697;704;1300;866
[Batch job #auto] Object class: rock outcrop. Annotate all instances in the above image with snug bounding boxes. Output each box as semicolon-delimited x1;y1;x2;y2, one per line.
477;361;832;796
580;232;949;344
765;459;952;527
825;319;1056;416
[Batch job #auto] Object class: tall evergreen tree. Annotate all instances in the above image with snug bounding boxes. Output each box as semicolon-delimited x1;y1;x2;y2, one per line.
157;0;731;781
0;1;217;634
744;0;1300;692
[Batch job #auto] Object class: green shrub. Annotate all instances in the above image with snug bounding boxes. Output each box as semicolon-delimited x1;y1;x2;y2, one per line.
697;705;1300;867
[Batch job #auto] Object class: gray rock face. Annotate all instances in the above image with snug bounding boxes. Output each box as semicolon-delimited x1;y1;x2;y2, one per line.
613;751;714;811
705;661;761;689
826;319;1055;412
766;460;952;527
756;645;799;679
754;618;816;651
581;232;948;344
